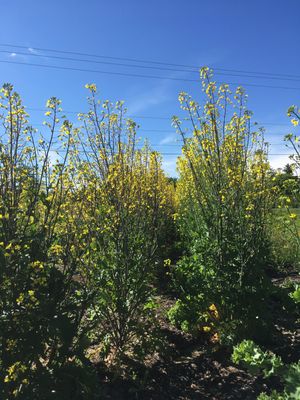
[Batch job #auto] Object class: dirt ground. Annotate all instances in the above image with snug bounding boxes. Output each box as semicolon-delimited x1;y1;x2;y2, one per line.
96;273;300;399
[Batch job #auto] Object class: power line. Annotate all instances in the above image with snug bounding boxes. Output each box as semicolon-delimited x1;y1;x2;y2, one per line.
0;127;291;144
36;146;293;155
1;43;300;80
35;142;293;155
25;109;293;127
44;149;294;156
1;59;300;91
1;49;200;74
214;68;300;80
0;59;200;83
1;49;300;83
29;124;177;133
26;108;172;119
0;133;289;147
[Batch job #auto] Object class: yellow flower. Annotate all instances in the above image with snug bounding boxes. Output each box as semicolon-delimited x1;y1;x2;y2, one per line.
49;244;63;255
31;261;44;270
85;83;97;92
164;258;171;267
209;303;219;319
16;293;24;305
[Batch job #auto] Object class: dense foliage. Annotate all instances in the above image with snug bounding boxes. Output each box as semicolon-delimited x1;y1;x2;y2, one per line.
0;83;174;399
0;76;299;399
168;68;274;343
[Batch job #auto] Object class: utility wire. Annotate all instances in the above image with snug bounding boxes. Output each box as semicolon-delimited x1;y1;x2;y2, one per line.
25;109;293;127
1;59;300;91
1;43;300;80
1;49;300;83
40;149;293;156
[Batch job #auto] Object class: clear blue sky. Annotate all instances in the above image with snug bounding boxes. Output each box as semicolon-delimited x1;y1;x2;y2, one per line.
1;0;299;176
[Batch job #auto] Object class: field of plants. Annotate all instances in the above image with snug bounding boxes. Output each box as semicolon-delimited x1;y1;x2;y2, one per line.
0;68;300;399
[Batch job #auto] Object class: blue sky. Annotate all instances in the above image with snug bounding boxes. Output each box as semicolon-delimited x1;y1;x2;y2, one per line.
1;0;299;176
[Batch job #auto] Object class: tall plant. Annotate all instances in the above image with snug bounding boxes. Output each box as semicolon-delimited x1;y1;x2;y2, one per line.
169;68;273;343
283;106;300;259
0;84;97;399
76;85;174;357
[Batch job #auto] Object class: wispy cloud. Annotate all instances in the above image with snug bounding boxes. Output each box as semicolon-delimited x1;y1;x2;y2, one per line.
28;47;39;55
7;46;49;63
28;46;51;62
126;50;225;116
36;149;62;167
127;80;172;115
159;134;177;145
162;155;179;177
127;61;196;116
269;154;292;170
7;52;27;61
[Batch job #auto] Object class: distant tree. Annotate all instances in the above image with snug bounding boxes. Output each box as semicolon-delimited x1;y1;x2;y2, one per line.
283;163;293;175
271;164;300;208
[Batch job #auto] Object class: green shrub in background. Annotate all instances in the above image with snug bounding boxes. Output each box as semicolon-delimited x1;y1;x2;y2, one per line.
277;105;300;270
269;208;300;270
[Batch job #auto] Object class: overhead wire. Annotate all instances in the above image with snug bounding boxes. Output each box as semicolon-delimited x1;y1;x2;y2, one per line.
1;43;300;80
1;49;300;83
1;59;300;91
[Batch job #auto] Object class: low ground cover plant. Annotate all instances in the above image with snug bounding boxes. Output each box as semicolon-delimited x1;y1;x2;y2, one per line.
233;340;300;399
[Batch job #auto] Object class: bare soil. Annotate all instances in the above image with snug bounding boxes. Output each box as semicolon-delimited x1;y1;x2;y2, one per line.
96;273;300;399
